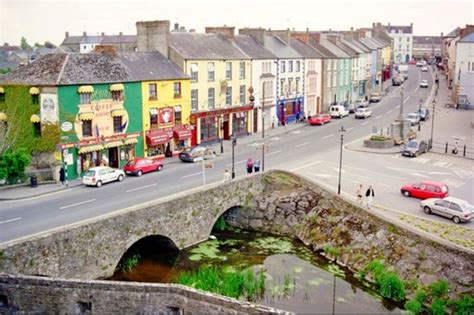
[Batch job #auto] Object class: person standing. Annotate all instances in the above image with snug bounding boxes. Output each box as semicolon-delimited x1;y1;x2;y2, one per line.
253;159;261;172
366;186;375;209
222;169;231;183
356;184;363;204
59;166;66;186
246;158;253;174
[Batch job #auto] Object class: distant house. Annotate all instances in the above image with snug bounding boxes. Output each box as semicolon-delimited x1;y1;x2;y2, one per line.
413;36;443;60
387;23;413;64
454;32;474;105
61;32;137;53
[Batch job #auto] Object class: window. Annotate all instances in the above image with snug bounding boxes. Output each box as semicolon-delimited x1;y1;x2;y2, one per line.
32;94;39;104
239;62;245;79
208;62;215;81
288;78;293;92
150;108;158;126
226;62;232;80
174;106;182;125
82;120;92;137
0;91;4;102
295;77;300;93
226;86;232;105
113;116;122;133
239;85;246;104
173;82;181;98
190;63;198;82
296;61;300;72
280;79;285;95
191;89;198;111
289;61;293;72
281;61;286;73
448;203;462;212
208;88;215;109
149;83;157;100
80;93;91;104
33;122;41;137
112;91;123;101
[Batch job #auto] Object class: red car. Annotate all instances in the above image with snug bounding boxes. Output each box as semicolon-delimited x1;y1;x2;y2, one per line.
308;113;331;125
124;158;163;176
400;181;449;199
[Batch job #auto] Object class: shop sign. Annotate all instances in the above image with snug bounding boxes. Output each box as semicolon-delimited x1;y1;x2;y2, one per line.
61;121;73;132
40;94;58;124
159;107;174;126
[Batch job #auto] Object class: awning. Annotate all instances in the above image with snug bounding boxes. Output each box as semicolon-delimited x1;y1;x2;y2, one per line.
0;87;4;93
146;130;170;146
0;112;7;121
103;140;123;148
111;109;126;117
173;127;191;140
30;114;41;123
29;87;40;95
79;112;95;121
124;138;138;145
78;144;103;154
110;83;124;92
78;85;94;94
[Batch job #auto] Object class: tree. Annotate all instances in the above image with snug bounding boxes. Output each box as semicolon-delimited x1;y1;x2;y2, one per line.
20;36;31;50
0;149;31;184
44;41;56;49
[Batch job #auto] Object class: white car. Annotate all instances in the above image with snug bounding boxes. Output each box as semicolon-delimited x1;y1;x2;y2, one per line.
420;197;474;224
329;105;349;118
83;166;125;187
416;61;424;67
406;113;421;126
419;80;429;88
354;108;372;119
421;66;428;72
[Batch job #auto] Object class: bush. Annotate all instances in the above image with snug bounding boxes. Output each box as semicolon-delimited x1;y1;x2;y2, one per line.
405;299;423;314
213;216;226;231
0;149;31;184
369;135;391;141
450;295;474;315
429;279;449;298
431;298;447;315
379;271;406;301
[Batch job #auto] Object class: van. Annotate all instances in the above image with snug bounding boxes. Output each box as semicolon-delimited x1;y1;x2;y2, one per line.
329;105;349;118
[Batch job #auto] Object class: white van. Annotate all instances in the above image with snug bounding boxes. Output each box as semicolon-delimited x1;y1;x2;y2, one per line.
329;105;349;118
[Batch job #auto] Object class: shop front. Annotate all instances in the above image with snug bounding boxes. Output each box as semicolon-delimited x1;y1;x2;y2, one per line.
277;97;304;125
145;125;192;158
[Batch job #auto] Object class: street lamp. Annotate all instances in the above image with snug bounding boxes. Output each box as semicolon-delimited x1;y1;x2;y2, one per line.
429;99;436;150
231;135;236;179
418;98;423;131
219;116;224;154
337;126;346;195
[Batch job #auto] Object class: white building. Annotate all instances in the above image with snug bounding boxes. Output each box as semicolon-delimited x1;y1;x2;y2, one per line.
454;32;474;105
388;23;413;64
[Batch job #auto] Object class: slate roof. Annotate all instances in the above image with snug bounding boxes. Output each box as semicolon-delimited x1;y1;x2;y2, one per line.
62;35;137;45
340;39;368;54
264;36;301;59
358;37;379;50
170;32;248;60
101;35;137;44
289;39;325;58
445;27;461;38
233;35;276;59
457;33;474;43
0;52;188;86
319;39;351;58
388;25;413;34
308;39;337;58
366;37;387;49
332;41;358;57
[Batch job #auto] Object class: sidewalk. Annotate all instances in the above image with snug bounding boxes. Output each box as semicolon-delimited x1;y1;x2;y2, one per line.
0;179;83;201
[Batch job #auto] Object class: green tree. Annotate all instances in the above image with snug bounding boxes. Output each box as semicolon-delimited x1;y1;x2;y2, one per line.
0;149;31;184
20;36;31;50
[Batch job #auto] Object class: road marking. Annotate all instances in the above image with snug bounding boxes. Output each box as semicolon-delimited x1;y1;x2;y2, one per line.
361;121;369;125
0;217;22;225
322;134;334;139
296;141;311;148
346;127;354;131
269;137;282;141
428;171;450;175
266;149;283;156
289;130;302;134
442;178;465;188
413;158;430;164
291;160;322;172
375;115;382;119
433;161;448;167
404;96;410;103
126;183;157;193
414;86;419;93
248;142;262;147
59;199;96;210
387;110;393;114
181;171;203;178
226;160;247;167
452;169;474;179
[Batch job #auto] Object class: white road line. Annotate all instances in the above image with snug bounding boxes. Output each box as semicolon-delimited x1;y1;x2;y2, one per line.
322;134;334;139
181;172;203;179
361;121;369;125
226;160;247;167
346;127;354;131
414;86;419;93
59;199;96;210
296;141;311;148
266;149;283;156
404;96;410;103
0;217;22;225
291;160;322;172
126;183;157;193
387;110;393;114
375;115;382;119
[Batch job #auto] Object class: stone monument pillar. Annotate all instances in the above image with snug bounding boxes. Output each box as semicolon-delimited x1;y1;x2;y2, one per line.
391;89;411;142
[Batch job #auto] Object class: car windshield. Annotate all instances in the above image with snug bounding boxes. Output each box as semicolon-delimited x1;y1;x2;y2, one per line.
126;160;136;166
84;170;96;176
406;141;418;148
356;108;364;112
408;114;418;119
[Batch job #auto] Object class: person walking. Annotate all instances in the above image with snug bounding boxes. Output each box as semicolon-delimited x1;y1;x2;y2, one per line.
246;158;253;174
356;184;363;204
59;166;66;186
222;169;231;183
253;159;261;172
366;185;375;209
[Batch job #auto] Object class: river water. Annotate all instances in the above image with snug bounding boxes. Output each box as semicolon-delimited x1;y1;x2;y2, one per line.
110;229;403;313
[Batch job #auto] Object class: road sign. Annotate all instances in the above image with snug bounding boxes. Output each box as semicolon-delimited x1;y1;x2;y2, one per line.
62;149;68;159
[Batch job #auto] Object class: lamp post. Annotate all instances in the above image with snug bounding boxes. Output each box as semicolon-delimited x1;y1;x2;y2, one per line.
261;82;266;172
219;116;224;154
418;98;423;131
337;126;346;195
429;99;436;150
231;135;236;179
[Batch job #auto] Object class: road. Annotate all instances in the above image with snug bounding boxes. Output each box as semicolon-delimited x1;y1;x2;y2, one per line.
1;65;472;243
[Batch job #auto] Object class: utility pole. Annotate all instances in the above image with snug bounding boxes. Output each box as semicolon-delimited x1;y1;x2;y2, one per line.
337;126;346;195
231;136;236;179
261;82;265;172
429;99;436;150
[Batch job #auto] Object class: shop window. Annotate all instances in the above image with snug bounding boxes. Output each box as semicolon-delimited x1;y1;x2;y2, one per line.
148;144;165;157
149;83;157;100
232;112;247;135
226;62;232;80
285;102;295;116
33;122;41;137
0;92;5;103
208;88;215;109
239;62;245;79
200;116;217;142
82;120;92;137
80;93;91;105
112;90;123;101
226;86;232;105
173;82;182;98
191;89;198;111
113;116;122;133
239;85;246;105
174;105;182;125
150;108;158;127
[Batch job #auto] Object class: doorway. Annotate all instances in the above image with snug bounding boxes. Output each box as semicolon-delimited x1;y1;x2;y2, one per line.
108;147;119;168
253;108;258;133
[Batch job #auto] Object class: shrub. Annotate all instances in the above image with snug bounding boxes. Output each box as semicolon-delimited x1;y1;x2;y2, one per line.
429;279;449;298
379;271;406;301
214;216;226;231
369;135;391;141
431;298;447;315
0;148;31;184
450;295;474;315
323;245;341;257
405;299;423;314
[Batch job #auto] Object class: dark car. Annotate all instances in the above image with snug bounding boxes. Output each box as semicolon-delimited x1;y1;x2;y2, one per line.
124;158;163;176
417;108;430;121
179;146;216;163
401;140;428;157
392;77;402;86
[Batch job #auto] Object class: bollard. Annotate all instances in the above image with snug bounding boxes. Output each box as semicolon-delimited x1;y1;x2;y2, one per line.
463;145;466;157
445;142;448;154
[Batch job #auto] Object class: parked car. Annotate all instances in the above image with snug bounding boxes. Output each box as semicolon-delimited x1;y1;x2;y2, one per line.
417;107;430;121
416;61;424;67
354;108;372;119
421;66;428;72
308;113;332;125
400;181;449;199
401;140;428;157
344;102;356;113
419;80;429;88
420;197;474;224
179;146;217;163
355;99;369;109
124;158;163;176
392;77;402;86
369;92;381;103
406;112;421;125
83;166;125;188
329;105;349;118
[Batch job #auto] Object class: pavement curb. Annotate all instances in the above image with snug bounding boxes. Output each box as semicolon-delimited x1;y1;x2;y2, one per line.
0;182;82;201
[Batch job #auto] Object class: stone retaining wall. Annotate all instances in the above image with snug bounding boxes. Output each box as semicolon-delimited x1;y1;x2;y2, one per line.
363;139;394;148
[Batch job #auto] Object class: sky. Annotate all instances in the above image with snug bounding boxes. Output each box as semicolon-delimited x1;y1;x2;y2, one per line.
0;0;472;46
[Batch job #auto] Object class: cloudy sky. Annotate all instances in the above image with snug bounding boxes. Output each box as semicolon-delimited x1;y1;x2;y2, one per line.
1;0;472;46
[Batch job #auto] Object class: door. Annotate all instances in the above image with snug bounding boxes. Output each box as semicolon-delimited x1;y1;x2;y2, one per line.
448;202;463;220
253;108;258;133
432;200;449;216
108;147;119;168
223;121;230;140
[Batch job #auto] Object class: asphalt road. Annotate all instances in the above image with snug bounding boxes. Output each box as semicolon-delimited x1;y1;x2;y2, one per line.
1;65;472;243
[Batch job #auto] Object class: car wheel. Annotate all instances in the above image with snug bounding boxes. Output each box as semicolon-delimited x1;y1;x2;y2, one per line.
452;216;461;224
118;175;124;182
157;165;163;172
423;206;431;214
402;190;410;197
96;180;102;188
137;170;143;177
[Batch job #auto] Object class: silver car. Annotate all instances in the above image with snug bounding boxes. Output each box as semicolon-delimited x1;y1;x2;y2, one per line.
83;166;125;187
406;113;421;126
420;197;474;224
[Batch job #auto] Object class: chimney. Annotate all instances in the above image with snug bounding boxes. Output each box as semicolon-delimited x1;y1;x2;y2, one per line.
119;32;123;36
83;31;87;36
189;29;196;33
94;45;117;57
205;26;235;39
101;32;105;36
308;32;321;43
65;31;69;38
266;29;291;45
136;20;170;57
174;23;179;31
239;27;266;46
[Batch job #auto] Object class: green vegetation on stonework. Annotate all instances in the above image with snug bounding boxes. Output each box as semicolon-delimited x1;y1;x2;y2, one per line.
322;245;341;258
118;252;140;273
369;135;392;141
213;216;226;231
364;260;406;301
177;266;266;301
449;295;474;314
0;149;31;184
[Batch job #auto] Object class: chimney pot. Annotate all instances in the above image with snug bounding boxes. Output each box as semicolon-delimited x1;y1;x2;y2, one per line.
65;31;69;38
101;32;105;36
83;31;87;36
119;32;123;36
174;23;179;30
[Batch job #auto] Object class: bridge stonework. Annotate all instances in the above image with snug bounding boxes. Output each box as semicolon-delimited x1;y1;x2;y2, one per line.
0;174;264;280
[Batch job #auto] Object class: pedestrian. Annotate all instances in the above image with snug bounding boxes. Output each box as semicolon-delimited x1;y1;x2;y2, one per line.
366;185;375;209
246;158;253;174
296;111;300;123
222;169;231;183
253;159;261;172
59;166;66;186
356;184;363;204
